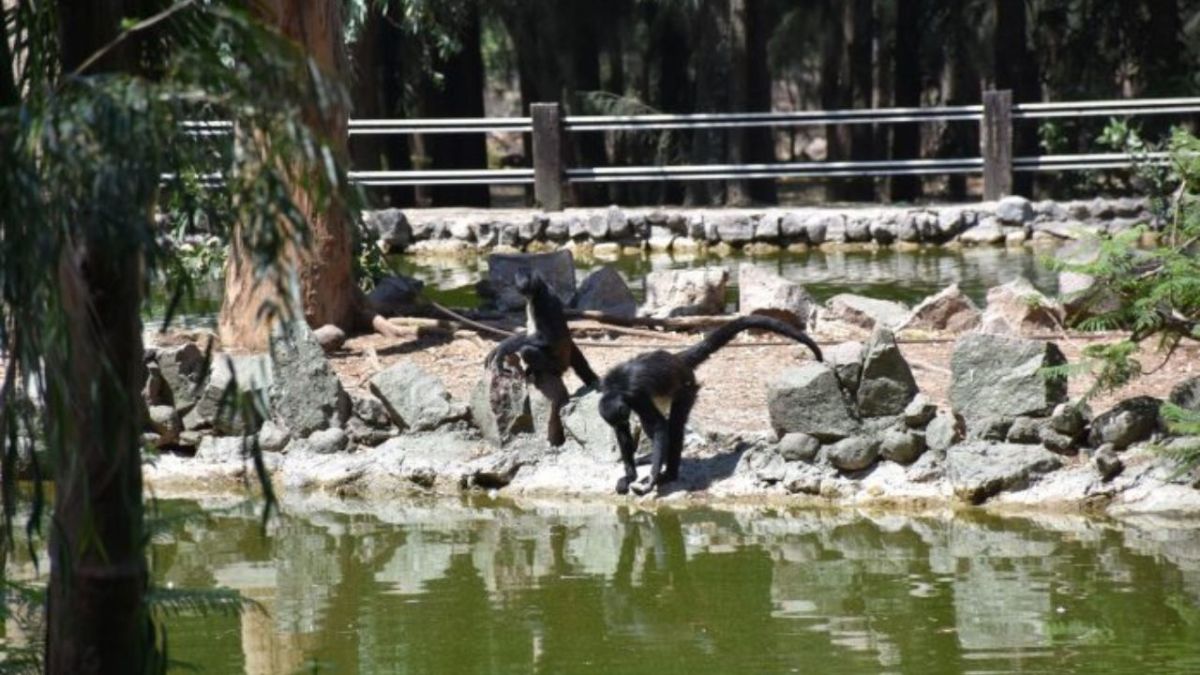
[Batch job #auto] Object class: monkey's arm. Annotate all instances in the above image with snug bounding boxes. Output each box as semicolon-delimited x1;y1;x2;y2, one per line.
485;334;532;373
569;344;601;388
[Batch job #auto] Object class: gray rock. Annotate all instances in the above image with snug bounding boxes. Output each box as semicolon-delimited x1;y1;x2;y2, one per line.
906;448;945;483
824;341;865;395
269;322;348;437
897;212;933;242
1113;197;1143;217
902;394;937;428
856;328;919;418
741;446;787;484
1039;428;1077;455
980;277;1065;335
369;361;469;432
1034;220;1089;240
1089;197;1114;219
1055;238;1120;322
303;427;349;455
879;428;927;464
926;412;964;451
562;390;621;459
362;209;412;252
184;353;273;435
447;218;474;242
1169;376;1200;413
896;284;982;334
738;266;817;327
1006;416;1049;444
585;211;610;240
825;436;881;472
1094;444;1124;481
949;333;1067;425
844;216;872;243
1067;201;1092;220
147;405;182;446
779;212;809;241
488;251;577;312
968;416;1014;441
870;218;897;244
713;213;756;244
312;324;347;352
686;214;705;240
470;367;532;446
783;464;824;494
544;214;573;242
1088;396;1162;450
351;394;393;429
156;342;207;412
574;266;637;318
606;206;630;239
947;442;1063;504
824;294;910;331
643;268;728;317
195;436;248;463
779;432;821;462
467;450;524;489
805;213;838;244
256;420;291;453
1049;402;1088;438
753;214;781;242
959;218;1005;245
995;195;1034;224
767;363;860;441
345;417;395;447
366;275;426;317
519;215;548;243
935;209;965;240
1033;200;1068;222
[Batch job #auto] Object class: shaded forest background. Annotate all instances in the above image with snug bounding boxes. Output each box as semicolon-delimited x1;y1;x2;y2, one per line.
349;0;1200;207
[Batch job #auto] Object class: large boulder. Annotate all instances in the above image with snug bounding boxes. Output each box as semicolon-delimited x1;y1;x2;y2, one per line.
367;275;426;317
184;353;273;434
560;390;644;460
362;209;412;253
879;428;927;464
856;328;919;418
470;368;533;446
959;218;1005;245
926;411;964;452
946;442;1062;504
712;213;756;244
949;333;1067;425
767;363;860;441
369;361;469;432
824;341;865;395
643;268;729;317
155;342;207;413
737;266;817;327
1088;396;1162;450
979;277;1065;335
779;432;821;462
825;436;881;472
573;265;637;318
488;250;577;312
896;284;982;334
995;195;1034;225
268;322;348;437
1055;238;1120;323
824;294;909;331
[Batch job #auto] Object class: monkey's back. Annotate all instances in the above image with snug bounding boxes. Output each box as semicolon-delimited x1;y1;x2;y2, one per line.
601;350;695;400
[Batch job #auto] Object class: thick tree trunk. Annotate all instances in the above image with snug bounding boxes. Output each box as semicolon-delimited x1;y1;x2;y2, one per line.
993;0;1039;196
890;0;922;202
568;5;608;206
686;0;729;206
820;0;846;202
348;4;413;207
46;2;151;673
938;2;977;200
654;6;689;204
845;0;875;202
220;0;360;350
744;0;777;204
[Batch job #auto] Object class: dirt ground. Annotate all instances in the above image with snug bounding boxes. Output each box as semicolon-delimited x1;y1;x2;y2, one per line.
330;323;1200;434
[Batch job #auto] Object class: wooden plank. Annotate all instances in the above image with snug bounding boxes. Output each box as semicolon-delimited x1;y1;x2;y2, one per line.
981;89;1013;200
531;102;564;210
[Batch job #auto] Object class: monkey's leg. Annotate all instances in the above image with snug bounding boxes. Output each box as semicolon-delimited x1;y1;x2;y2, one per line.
569;344;600;388
600;392;639;494
662;385;698;483
629;401;669;496
529;369;570;446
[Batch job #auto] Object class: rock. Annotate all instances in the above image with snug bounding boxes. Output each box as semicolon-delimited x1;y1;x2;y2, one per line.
926;411;964;451
902;394;937;428
147;406;182;446
949;333;1067;425
643;268;728;317
898;212;935;242
980;277;1065;335
1039;428;1077;455
779;432;821;462
767;363;860;442
470;367;532;446
824;294;910;331
467;450;524;489
1034;200;1068;222
1055;238;1119;322
195;436;247;463
968;416;1014;441
741;446;787;484
995;196;1034;224
712;213;755;244
1169;376;1200;413
935;209;965;240
366;275;426;317
1088;396;1162;450
345;417;394;447
572;265;636;319
585;211;610;240
1034;220;1089;240
519;215;548;243
156;342;207;412
184;353;273;434
562;390;622;459
805;213;838;244
959;218;1005;245
1094;444;1124;481
447;218;474;242
783;464;823;494
1006;416;1049;444
947;442;1063;504
825;436;880;472
256;420;291;453
856;328;919;418
312;324;347;352
1089;197;1114;219
824;341;865;395
302;427;349;455
362;209;412;252
1049;402;1088;438
1005;229;1028;246
544;213;573;242
269;323;348;437
737;267;817;327
488;250;577;312
844;216;872;243
647;225;675;252
369;361;469;432
869;218;897;244
779;212;808;241
351;394;393;429
879;428;926;464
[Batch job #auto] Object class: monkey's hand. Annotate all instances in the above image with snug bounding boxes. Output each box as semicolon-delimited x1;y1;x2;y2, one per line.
484;335;528;375
629;475;656;496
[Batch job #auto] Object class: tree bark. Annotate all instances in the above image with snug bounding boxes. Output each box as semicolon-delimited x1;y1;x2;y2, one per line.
46;2;152;673
993;0;1040;196
821;0;846;202
937;2;978;200
348;4;413;207
845;0;875;202
653;5;689;204
890;0;922;202
220;0;361;350
744;0;777;204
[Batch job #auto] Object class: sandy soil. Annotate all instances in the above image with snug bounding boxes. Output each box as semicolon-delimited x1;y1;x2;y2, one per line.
329;324;1200;434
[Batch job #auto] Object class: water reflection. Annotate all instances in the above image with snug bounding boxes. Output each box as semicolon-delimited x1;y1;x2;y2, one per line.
151;498;1200;674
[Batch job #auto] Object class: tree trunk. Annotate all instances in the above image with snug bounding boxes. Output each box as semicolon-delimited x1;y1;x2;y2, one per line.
220;0;361;350
653;5;689;204
46;2;152;673
744;0;777;204
726;0;751;205
686;0;729;206
938;2;977;201
845;0;875;202
821;0;846;202
567;4;607;206
348;4;413;207
890;0;922;202
993;0;1039;196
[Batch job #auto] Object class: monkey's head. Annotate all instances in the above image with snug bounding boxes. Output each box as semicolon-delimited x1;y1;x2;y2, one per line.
513;269;549;298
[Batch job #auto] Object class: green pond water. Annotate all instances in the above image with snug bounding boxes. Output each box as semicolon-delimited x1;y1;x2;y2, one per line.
20;497;1188;674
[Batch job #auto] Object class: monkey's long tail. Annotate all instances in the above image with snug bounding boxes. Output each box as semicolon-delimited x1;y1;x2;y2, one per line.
676;315;823;369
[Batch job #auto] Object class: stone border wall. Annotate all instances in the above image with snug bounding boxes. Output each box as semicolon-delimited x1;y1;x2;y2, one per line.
364;196;1159;256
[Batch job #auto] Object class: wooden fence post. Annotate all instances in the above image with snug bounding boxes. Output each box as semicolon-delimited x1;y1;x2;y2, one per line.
531;102;565;210
981;89;1013;200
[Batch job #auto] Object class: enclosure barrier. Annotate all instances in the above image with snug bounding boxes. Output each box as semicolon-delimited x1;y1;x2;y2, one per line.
183;92;1200;209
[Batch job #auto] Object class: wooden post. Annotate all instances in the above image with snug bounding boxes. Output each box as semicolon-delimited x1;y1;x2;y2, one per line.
981;89;1013;200
531;102;565;210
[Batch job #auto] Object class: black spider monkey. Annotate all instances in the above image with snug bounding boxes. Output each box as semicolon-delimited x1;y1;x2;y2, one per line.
485;270;600;446
598;315;823;495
